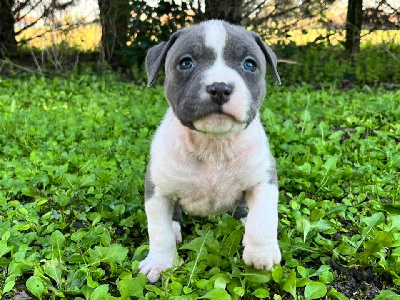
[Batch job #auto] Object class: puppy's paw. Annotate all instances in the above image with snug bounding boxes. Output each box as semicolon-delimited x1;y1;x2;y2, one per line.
138;254;174;283
242;241;281;270
172;221;182;244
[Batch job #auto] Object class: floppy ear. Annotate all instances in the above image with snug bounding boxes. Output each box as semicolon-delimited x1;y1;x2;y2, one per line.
253;34;281;85
146;32;180;87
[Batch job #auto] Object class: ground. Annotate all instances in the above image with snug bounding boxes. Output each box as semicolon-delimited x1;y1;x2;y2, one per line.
0;75;399;299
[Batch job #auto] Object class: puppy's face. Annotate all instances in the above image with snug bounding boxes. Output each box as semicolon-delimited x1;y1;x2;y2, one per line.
146;20;280;136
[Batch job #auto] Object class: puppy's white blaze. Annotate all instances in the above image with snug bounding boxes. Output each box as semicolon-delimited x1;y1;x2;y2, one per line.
204;20;226;59
201;21;251;123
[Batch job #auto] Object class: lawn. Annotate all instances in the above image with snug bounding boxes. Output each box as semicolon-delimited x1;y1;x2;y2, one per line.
0;75;399;299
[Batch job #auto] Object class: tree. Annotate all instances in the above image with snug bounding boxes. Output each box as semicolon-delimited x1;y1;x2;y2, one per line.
188;0;336;39
345;0;363;55
0;0;17;54
363;0;400;30
124;0;191;65
95;0;338;65
344;0;400;56
0;0;74;56
97;0;192;65
98;0;130;62
203;0;244;24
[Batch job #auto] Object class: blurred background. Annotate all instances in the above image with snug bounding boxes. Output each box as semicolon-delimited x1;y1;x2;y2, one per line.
0;0;399;84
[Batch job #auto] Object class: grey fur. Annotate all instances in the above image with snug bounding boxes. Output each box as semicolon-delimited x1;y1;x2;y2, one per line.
163;25;219;129
232;198;248;220
172;204;182;222
267;155;278;186
146;31;181;86
253;34;281;85
144;164;155;200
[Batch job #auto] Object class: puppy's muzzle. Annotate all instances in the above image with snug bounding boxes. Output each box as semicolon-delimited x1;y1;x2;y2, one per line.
206;82;233;105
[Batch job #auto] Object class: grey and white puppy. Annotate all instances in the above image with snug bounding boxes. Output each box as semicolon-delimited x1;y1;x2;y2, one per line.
138;20;281;283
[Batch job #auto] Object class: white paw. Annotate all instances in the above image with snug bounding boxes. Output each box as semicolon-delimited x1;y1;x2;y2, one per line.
172;221;182;244
240;217;247;226
138;253;174;283
242;241;281;270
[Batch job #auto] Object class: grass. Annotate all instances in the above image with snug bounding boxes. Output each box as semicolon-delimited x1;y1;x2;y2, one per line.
0;74;400;299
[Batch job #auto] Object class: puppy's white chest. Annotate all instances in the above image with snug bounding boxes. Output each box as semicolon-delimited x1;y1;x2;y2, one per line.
171;163;248;216
150;112;271;216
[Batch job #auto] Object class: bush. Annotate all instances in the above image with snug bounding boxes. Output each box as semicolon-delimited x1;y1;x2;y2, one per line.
117;0;193;66
274;42;400;84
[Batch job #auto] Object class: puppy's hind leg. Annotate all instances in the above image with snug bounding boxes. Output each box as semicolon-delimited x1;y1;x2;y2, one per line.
172;203;182;244
232;198;248;226
139;195;176;283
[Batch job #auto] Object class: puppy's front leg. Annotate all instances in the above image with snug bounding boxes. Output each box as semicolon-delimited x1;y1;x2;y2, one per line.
242;182;281;270
139;195;176;282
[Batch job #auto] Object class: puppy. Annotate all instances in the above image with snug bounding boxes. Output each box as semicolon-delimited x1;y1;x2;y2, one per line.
138;20;281;283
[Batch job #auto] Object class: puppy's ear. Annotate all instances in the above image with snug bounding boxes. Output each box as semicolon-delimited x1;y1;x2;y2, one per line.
253;34;281;85
146;32;180;87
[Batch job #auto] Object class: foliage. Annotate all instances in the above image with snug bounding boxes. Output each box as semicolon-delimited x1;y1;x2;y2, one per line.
275;42;400;84
126;41;400;86
118;0;193;65
0;75;400;299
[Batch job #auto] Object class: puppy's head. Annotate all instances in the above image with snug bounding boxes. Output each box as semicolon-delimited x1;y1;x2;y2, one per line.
146;20;280;136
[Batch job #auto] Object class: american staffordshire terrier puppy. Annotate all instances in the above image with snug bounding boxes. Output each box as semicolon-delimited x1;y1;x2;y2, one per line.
139;20;281;283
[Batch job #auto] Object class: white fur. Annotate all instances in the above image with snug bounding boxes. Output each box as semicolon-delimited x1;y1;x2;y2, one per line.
204;20;226;60
242;182;281;269
138;195;175;283
150;109;274;216
172;220;182;244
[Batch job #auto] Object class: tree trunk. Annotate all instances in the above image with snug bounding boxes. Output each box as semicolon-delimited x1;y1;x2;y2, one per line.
345;0;363;55
0;0;17;55
98;0;113;62
204;0;243;24
98;0;130;62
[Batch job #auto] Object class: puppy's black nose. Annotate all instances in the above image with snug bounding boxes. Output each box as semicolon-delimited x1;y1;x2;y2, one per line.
206;82;233;105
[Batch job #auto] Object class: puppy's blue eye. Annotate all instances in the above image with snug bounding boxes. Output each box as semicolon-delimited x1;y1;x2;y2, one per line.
242;59;257;72
180;57;194;70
